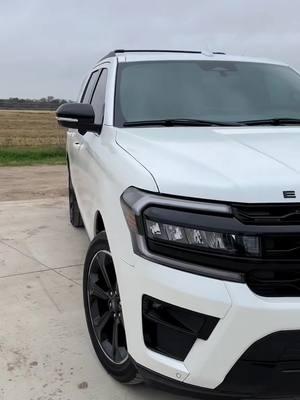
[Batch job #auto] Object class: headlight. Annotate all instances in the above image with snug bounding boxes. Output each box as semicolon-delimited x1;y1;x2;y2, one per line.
145;219;260;256
121;187;261;282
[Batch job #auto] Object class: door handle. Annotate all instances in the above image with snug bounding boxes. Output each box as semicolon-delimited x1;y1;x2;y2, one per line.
74;142;81;146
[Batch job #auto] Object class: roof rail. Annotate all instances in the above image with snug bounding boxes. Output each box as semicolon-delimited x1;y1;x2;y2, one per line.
97;49;226;63
96;51;116;63
113;49;204;55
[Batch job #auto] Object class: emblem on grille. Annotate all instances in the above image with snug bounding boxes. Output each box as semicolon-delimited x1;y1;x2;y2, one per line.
283;191;296;199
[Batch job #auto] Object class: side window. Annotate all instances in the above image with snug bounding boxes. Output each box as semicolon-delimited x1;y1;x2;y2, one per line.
91;69;108;125
81;70;99;103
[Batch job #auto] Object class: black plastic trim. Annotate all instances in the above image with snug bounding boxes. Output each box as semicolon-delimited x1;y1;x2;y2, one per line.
232;203;300;225
142;295;219;361
136;365;254;399
115;49;203;54
147;240;300;273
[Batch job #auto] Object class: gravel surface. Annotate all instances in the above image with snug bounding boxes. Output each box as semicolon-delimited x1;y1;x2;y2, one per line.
0;165;67;201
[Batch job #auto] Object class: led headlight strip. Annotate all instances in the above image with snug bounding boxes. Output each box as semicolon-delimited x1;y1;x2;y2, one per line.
145;219;260;256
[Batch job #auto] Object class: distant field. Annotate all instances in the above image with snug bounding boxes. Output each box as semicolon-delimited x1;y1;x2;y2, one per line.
0;110;66;166
0;147;66;166
0;110;66;148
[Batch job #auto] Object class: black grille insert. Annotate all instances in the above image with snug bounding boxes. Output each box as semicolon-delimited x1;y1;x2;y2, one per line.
263;234;300;259
233;203;300;225
247;269;300;297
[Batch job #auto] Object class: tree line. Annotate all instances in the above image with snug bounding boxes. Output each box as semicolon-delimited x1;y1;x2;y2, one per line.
0;97;71;111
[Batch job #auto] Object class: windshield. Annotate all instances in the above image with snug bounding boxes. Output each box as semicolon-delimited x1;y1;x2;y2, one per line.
114;60;300;127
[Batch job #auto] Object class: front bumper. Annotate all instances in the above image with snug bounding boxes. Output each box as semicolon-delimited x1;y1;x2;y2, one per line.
116;255;300;397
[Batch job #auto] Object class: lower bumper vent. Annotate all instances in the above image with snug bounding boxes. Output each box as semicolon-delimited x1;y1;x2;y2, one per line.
142;295;219;361
219;330;300;396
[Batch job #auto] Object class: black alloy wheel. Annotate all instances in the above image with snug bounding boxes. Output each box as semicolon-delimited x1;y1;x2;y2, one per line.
87;249;128;364
83;232;142;383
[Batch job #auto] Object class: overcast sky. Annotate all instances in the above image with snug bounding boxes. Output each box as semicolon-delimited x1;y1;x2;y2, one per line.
1;0;300;99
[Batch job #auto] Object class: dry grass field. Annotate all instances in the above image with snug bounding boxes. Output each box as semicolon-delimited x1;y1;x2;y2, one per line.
0;110;66;148
0;110;66;165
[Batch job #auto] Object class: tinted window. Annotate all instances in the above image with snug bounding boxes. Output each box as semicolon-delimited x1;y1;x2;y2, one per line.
115;61;300;126
81;70;99;103
91;69;108;125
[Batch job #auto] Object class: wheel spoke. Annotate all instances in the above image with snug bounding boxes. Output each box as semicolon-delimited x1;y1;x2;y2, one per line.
95;310;111;335
89;282;109;300
112;319;121;361
96;252;113;290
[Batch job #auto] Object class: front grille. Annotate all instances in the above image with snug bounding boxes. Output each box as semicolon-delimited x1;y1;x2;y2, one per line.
233;203;300;225
233;204;300;296
247;270;300;297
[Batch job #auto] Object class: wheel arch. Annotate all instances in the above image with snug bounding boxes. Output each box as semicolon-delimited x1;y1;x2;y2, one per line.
94;210;106;238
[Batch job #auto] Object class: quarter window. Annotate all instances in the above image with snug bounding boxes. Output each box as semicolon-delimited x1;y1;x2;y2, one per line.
91;69;108;125
81;70;100;103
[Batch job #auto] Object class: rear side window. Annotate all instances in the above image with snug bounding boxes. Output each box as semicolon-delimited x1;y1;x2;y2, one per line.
81;70;99;103
91;69;108;125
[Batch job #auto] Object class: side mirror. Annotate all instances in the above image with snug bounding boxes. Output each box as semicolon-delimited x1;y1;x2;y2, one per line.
56;103;101;135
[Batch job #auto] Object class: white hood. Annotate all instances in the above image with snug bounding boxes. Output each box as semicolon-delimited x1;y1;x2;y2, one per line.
116;126;300;203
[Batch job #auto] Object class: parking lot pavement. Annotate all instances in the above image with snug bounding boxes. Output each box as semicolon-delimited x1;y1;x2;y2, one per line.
0;196;188;400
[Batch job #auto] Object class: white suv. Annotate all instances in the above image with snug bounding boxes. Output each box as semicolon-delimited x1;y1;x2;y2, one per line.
57;50;300;398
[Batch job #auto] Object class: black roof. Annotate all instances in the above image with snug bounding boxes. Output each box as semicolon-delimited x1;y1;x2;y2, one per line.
97;49;226;63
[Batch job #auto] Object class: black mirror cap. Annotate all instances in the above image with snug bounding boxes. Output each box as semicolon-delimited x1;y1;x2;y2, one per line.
56;103;100;135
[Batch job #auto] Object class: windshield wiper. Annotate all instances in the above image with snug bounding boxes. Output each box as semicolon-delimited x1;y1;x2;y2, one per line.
239;118;300;126
123;118;242;127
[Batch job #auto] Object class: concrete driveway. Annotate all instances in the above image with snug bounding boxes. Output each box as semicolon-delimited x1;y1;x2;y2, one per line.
0;166;188;400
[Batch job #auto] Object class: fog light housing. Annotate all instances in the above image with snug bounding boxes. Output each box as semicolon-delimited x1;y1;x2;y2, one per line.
142;295;219;361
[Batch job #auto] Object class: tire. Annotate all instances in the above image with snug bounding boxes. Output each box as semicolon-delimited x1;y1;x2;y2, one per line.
83;232;142;384
68;170;84;228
